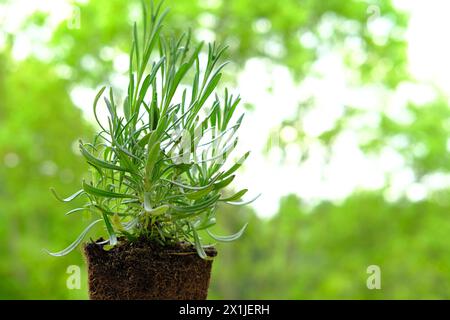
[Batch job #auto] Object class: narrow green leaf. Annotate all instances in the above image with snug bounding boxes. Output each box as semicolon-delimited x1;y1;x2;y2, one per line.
161;178;213;191
45;219;102;256
219;152;250;179
93;86;107;131
219;189;248;202
50;188;85;203
102;212;117;246
133;22;140;71
80;143;132;173
213;175;235;190
191;226;211;260
141;0;148;41
146;205;169;216
145;141;161;183
194;213;216;230
186;185;213;200
123;96;131;121
198;73;222;107
172;194;220;213
207;223;248;242
136;72;153;110
143;191;152;212
225;193;261;206
65;207;88;216
82;181;137;199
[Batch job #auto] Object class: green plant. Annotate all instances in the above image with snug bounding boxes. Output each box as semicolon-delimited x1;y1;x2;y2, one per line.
48;1;256;259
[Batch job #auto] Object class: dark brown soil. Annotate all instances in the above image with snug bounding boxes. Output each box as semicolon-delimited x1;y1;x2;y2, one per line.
83;237;217;300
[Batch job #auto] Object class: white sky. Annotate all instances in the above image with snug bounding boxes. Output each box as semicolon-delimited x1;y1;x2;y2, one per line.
2;0;450;217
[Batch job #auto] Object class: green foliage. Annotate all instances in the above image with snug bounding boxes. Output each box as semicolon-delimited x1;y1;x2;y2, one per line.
376;98;450;176
0;52;93;299
210;193;450;299
49;2;250;258
1;0;449;300
47;0;407;87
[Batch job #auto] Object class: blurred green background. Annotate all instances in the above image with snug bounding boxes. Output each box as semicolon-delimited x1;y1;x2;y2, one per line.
1;0;450;299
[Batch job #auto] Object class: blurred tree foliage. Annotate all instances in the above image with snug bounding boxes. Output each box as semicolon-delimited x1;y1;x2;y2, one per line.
47;0;407;86
0;51;93;298
377;98;450;176
211;192;450;299
0;0;449;299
